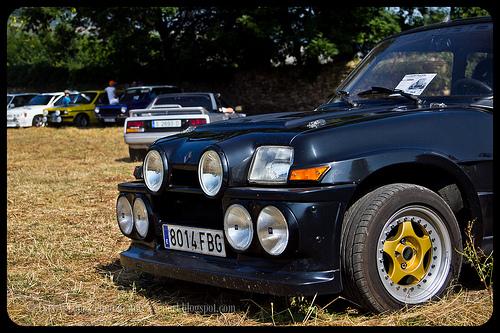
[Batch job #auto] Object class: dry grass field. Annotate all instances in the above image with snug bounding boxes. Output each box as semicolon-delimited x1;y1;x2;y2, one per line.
7;126;493;326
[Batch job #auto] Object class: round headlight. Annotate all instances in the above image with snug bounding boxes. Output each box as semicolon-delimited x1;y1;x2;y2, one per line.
116;196;133;235
224;204;253;251
121;106;127;113
55;110;61;116
198;150;223;197
95;107;100;114
43;109;48;116
143;150;165;193
257;206;289;255
133;198;149;238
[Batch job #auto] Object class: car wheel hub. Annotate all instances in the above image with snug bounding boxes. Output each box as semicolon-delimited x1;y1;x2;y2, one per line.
376;205;452;304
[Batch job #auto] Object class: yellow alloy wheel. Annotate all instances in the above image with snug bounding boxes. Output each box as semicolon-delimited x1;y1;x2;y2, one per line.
383;220;432;285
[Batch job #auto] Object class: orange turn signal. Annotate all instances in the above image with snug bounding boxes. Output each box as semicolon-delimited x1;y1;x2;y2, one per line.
289;165;330;181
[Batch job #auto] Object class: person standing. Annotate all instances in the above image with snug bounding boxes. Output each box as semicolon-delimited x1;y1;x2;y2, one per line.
105;80;119;105
62;90;71;106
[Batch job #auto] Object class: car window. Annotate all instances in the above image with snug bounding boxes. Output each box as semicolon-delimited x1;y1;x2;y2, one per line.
121;89;149;103
465;52;493;87
354;51;454;96
53;94;79;106
13;96;28;107
96;93;109;105
28;95;55;105
73;92;98;104
155;95;213;111
340;22;493;99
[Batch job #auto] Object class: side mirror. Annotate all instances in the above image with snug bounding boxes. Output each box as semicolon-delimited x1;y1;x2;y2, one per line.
235;105;243;112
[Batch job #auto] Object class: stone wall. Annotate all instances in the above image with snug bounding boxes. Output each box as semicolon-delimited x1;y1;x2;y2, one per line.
177;61;357;115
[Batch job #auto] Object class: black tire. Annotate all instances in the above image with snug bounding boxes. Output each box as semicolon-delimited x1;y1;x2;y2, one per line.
129;148;146;162
74;114;90;128
340;183;462;313
32;115;44;127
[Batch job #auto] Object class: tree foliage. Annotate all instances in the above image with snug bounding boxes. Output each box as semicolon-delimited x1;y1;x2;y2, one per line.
7;6;491;87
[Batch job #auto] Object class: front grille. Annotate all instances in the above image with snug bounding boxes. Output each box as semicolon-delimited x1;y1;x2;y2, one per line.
170;168;200;187
99;108;120;117
151;192;223;230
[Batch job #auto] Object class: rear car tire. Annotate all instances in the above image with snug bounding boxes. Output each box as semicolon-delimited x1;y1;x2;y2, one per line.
74;114;90;128
340;183;462;313
129;148;146;162
32;115;44;127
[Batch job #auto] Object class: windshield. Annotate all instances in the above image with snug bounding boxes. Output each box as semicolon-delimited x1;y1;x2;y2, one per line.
72;92;97;105
53;94;79;106
155;95;213;111
120;88;149;103
338;21;493;101
28;94;55;106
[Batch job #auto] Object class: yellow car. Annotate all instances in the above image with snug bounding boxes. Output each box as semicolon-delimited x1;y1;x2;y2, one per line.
43;90;108;127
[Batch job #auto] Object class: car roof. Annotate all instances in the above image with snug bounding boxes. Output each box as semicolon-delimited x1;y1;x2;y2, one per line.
40;92;66;96
125;85;178;91
156;92;214;98
384;16;491;41
7;93;39;96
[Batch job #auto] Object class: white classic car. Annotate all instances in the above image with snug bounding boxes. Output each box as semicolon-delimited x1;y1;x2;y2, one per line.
7;91;78;128
124;92;245;160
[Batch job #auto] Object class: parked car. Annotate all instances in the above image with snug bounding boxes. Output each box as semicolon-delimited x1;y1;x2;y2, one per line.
7;93;39;110
124;92;245;161
43;90;108;127
94;85;181;125
114;17;492;313
7;92;78;128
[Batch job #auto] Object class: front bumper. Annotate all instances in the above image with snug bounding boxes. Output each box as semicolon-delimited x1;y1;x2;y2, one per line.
121;243;341;296
45;114;73;124
97;113;127;123
7;117;29;128
117;182;356;296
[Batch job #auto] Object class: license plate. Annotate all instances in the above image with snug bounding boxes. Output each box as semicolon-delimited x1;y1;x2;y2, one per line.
162;224;226;257
152;120;181;128
104;118;116;123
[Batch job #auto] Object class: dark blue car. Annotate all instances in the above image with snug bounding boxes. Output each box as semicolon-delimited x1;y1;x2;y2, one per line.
94;85;181;124
115;17;492;313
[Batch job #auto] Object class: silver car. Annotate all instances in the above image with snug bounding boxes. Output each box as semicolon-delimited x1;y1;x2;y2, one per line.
123;92;245;161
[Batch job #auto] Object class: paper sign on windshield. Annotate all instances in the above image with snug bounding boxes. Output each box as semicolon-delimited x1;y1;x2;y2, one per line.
395;74;437;96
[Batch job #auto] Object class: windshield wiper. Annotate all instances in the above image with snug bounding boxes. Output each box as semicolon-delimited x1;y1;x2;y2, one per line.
357;86;423;106
336;90;359;108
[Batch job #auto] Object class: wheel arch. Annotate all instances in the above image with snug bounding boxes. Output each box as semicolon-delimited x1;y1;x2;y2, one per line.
342;153;483;247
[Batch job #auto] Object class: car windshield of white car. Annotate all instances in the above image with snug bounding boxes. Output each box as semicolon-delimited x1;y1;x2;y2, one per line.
28;95;54;106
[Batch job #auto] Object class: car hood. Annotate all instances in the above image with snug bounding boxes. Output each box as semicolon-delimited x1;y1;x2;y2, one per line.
157;103;424;144
151;103;431;181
